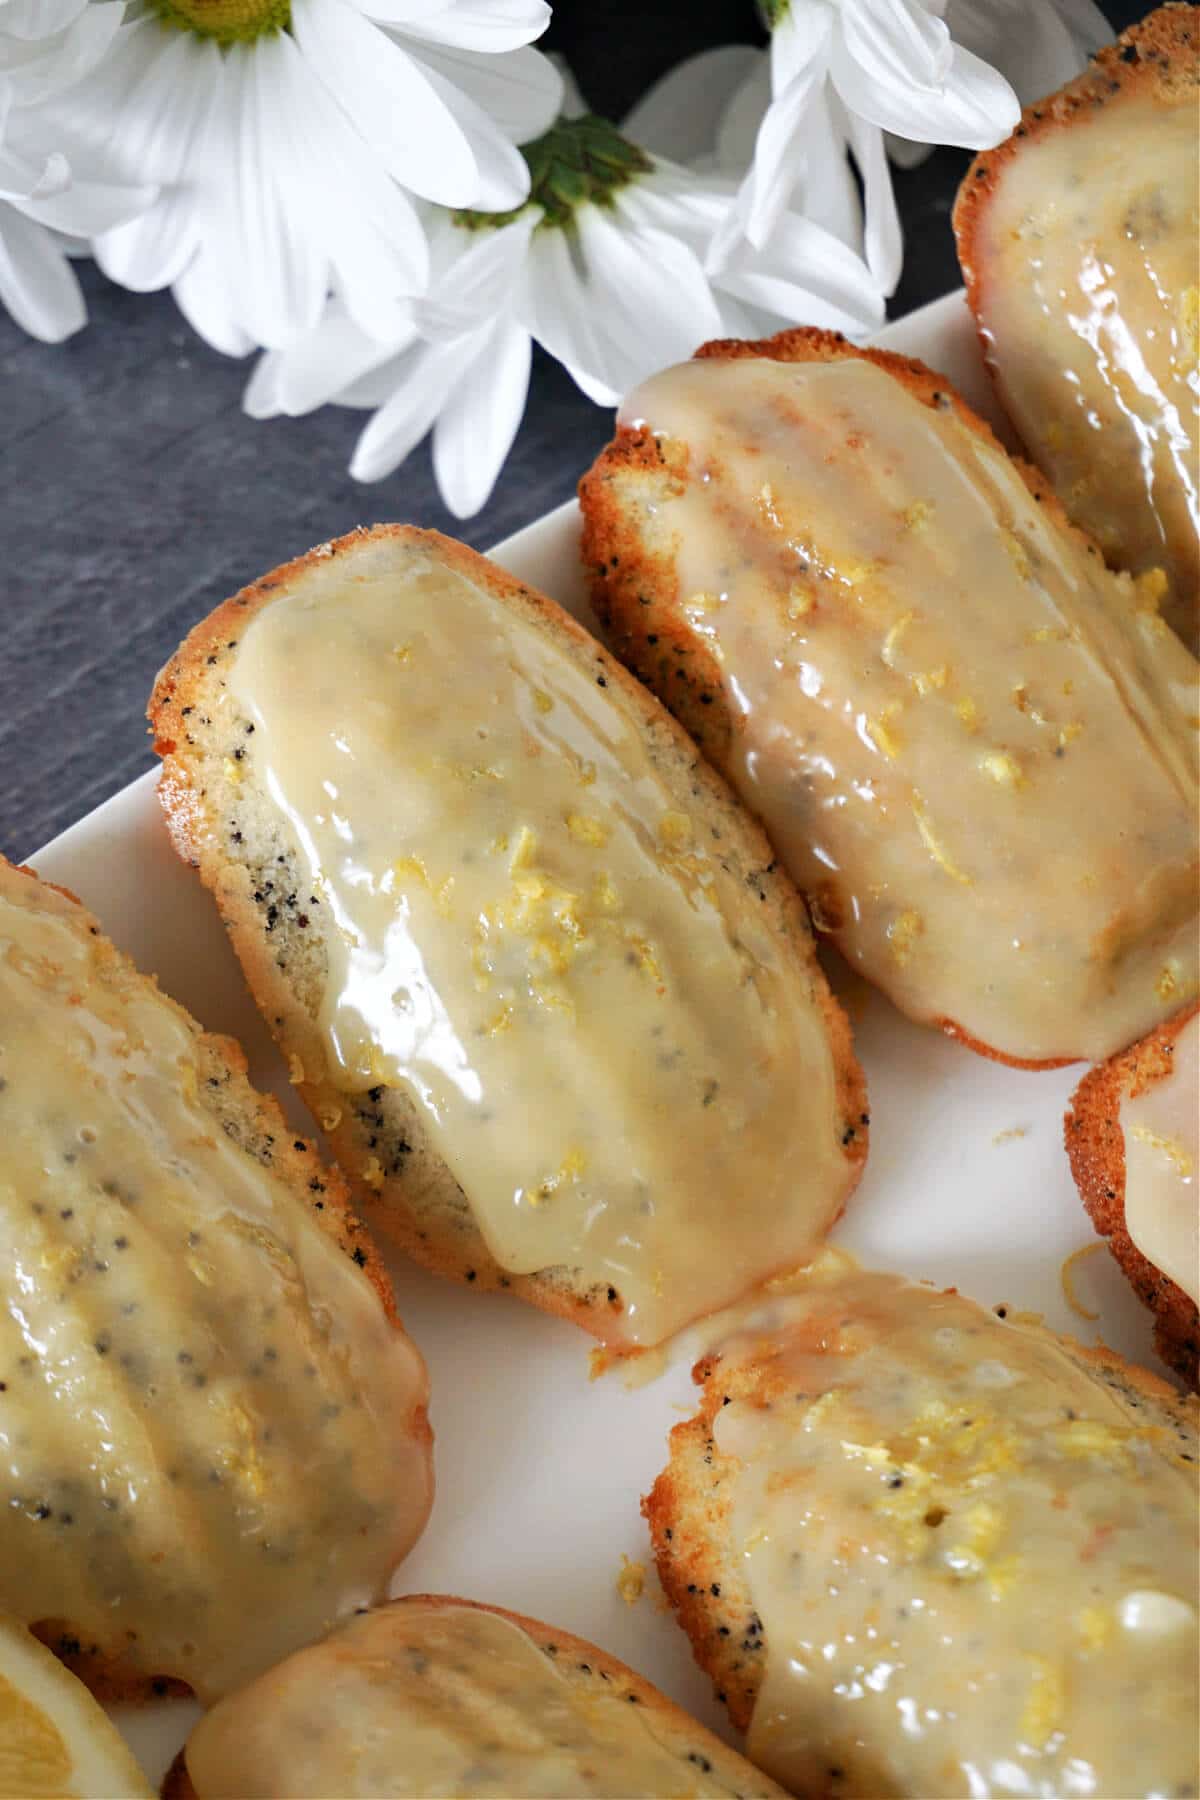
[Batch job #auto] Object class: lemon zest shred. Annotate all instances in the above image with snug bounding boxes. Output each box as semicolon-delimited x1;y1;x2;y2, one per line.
616;1555;646;1606
912;793;972;885
1060;1241;1104;1322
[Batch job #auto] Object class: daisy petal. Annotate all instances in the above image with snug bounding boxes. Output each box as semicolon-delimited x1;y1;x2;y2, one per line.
557;358;620;407
172;247;256;358
514;224;633;402
735;28;832;253
336;0;450;22
0;0;120;102
833;0;1019;147
25;11;180;182
0;203;85;339
410;40;562;147
0;138;62;204
407;54;534;207
245;306;411;417
392;0;551;52
842;106;902;293
884;130;933;167
709;290;765;339
1048;0;1110;50
350;332;481;481
703;173;752;277
213;18;429;348
770;2;837;94
433;313;531;515
714;55;770;175
217;34;330;344
574;205;723;392
317;165;427;343
338;350;418;407
243;348;289;419
948;0;1106;101
17;170;155;238
715;210;884;335
294;0;479;203
618;167;728;251
88;30;218;290
622;46;761;165
838;0;950;90
96;197;197;292
551;49;587;119
911;35;1020;145
800;84;863;252
418;211;535;337
0;0;84;41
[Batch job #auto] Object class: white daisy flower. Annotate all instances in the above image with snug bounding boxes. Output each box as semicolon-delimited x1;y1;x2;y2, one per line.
33;0;562;352
245;109;884;517
0;91;153;340
705;0;1022;296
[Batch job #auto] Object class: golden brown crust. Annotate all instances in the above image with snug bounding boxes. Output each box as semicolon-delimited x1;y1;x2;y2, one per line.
149;525;868;1342
930;1016;1074;1072
642;1363;763;1738
579;327;1106;1071
1;854;428;1703
955;6;1200;338
1064;1000;1200;1387
173;1594;791;1800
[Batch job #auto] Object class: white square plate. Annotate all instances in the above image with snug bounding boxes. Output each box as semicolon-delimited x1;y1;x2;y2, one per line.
31;289;1158;1788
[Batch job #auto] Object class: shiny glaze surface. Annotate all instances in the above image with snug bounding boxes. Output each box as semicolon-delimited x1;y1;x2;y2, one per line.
229;550;853;1346
0;868;432;1702
1124;1009;1199;1303
621;355;1200;1063
714;1266;1200;1798
184;1600;776;1799
972;87;1199;646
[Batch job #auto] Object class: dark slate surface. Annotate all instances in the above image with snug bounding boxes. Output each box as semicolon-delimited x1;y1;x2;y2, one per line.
0;1;1143;859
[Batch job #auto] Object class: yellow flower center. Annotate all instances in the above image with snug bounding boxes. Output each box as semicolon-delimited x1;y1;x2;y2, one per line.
150;0;290;44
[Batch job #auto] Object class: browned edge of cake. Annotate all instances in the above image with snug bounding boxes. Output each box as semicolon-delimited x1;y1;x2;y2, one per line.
1065;999;1200;1387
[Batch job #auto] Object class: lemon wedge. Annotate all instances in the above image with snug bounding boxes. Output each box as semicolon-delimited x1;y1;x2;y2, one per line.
0;1613;152;1799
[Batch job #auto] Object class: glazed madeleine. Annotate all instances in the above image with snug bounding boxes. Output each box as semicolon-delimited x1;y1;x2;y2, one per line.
580;329;1200;1067
955;5;1200;649
149;526;866;1351
0;856;432;1702
167;1596;789;1799
645;1262;1200;1799
1066;1001;1199;1386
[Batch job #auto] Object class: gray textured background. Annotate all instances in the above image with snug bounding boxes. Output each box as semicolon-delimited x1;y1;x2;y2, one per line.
0;1;1141;858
